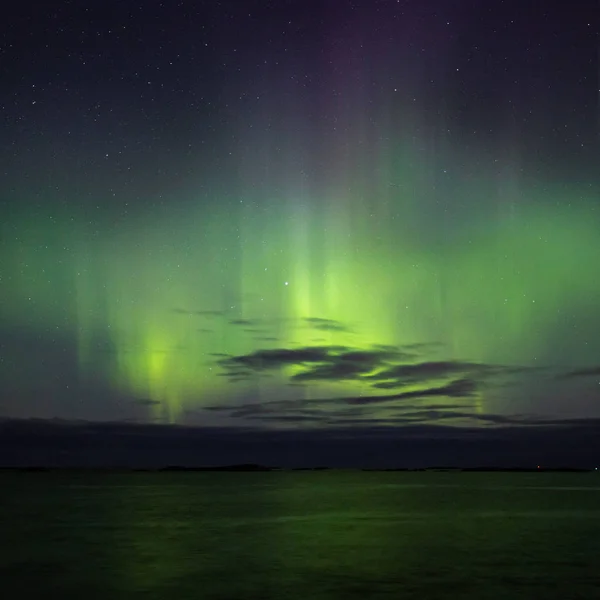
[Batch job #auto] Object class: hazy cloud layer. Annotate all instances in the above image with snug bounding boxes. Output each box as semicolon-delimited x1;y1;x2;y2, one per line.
204;338;559;428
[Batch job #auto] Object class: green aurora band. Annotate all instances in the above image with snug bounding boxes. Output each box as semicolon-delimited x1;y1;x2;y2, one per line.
3;147;600;424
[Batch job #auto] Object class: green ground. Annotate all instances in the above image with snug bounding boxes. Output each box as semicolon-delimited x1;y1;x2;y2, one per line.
1;471;599;599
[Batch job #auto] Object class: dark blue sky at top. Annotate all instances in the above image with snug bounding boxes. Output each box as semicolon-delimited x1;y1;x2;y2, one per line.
2;0;597;205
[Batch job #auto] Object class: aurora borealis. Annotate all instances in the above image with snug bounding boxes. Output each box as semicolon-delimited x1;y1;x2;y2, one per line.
1;0;600;463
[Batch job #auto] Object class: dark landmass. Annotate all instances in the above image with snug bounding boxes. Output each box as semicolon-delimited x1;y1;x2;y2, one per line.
3;418;600;470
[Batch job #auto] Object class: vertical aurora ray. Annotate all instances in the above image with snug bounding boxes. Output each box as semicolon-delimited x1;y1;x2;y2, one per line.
3;136;600;424
71;210;236;421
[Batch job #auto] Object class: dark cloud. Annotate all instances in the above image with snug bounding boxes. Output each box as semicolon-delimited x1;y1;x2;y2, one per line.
368;361;485;384
346;378;479;405
218;345;412;382
303;317;349;332
201;380;479;428
223;398;600;432
175;313;354;336
216;370;255;381
371;344;403;352
292;348;409;381
372;380;410;390
229;405;279;418
209;344;553;436
292;361;368;381
317;411;587;429
229;403;344;421
396;410;512;425
207;399;477;422
204;398;326;416
218;346;333;374
341;350;406;364
218;345;535;391
368;360;534;390
558;366;600;379
131;398;161;406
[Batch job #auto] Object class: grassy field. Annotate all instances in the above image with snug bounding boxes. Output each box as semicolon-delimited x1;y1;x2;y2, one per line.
1;471;599;599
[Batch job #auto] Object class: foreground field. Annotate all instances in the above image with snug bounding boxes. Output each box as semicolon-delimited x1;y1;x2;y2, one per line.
1;471;599;599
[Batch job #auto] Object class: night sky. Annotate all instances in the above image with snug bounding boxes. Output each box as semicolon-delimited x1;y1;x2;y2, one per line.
1;0;600;467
